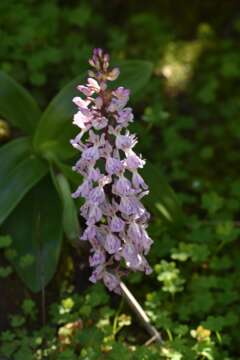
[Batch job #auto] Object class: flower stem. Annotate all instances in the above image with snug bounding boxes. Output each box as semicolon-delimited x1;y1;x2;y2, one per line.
119;281;163;344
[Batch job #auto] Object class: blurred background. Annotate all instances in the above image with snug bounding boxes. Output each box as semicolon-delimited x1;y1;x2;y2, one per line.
1;1;240;359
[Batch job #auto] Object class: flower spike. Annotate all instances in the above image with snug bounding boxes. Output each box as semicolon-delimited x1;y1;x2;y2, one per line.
71;49;153;293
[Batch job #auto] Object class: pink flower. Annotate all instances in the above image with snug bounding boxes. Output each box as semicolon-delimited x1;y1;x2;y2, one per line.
73;96;90;108
73;110;92;130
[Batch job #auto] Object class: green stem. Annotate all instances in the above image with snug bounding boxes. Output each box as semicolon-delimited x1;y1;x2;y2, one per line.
112;299;124;339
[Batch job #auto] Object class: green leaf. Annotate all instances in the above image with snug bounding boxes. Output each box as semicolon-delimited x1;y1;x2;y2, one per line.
0;71;41;134
0;154;48;225
33;60;153;160
22;299;36;317
10;315;26;328
33;75;84;160
141;162;183;223
1;176;63;292
201;191;224;215
202;316;225;332
112;60;153;97
0;137;31;177
52;172;80;242
54;160;82;187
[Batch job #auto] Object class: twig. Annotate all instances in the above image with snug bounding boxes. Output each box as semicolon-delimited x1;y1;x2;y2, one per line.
119;281;163;344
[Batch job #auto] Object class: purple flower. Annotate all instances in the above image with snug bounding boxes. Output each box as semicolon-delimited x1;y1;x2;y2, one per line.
127;222;142;242
103;272;120;293
115;133;137;151
92;116;108;130
104;233;121;254
81;225;96;241
89;265;104;283
88;168;101;181
113;176;133;196
141;228;153;254
71;49;153;293
132;172;148;190
88;186;105;204
122;243;142;269
125;151;145;171
82;146;100;162
89;249;106;267
127;222;152;254
117;108;134;124
81;203;101;226
108;87;130;112
100;200;114;216
72;179;92;199
118;196;138;216
110;215;125;232
105;156;123;175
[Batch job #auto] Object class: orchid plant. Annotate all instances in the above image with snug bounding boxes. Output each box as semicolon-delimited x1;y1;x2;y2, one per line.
0;50;180;292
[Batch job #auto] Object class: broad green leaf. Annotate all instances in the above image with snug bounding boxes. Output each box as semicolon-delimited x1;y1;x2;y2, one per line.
0;137;31;177
0;154;48;225
141;162;183;223
33;75;84;160
112;60;153;97
33;61;153;160
1;176;63;292
54;161;82;187
0;71;41;134
52;172;80;242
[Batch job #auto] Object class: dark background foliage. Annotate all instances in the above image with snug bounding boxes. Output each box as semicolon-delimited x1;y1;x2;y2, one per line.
0;0;240;359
